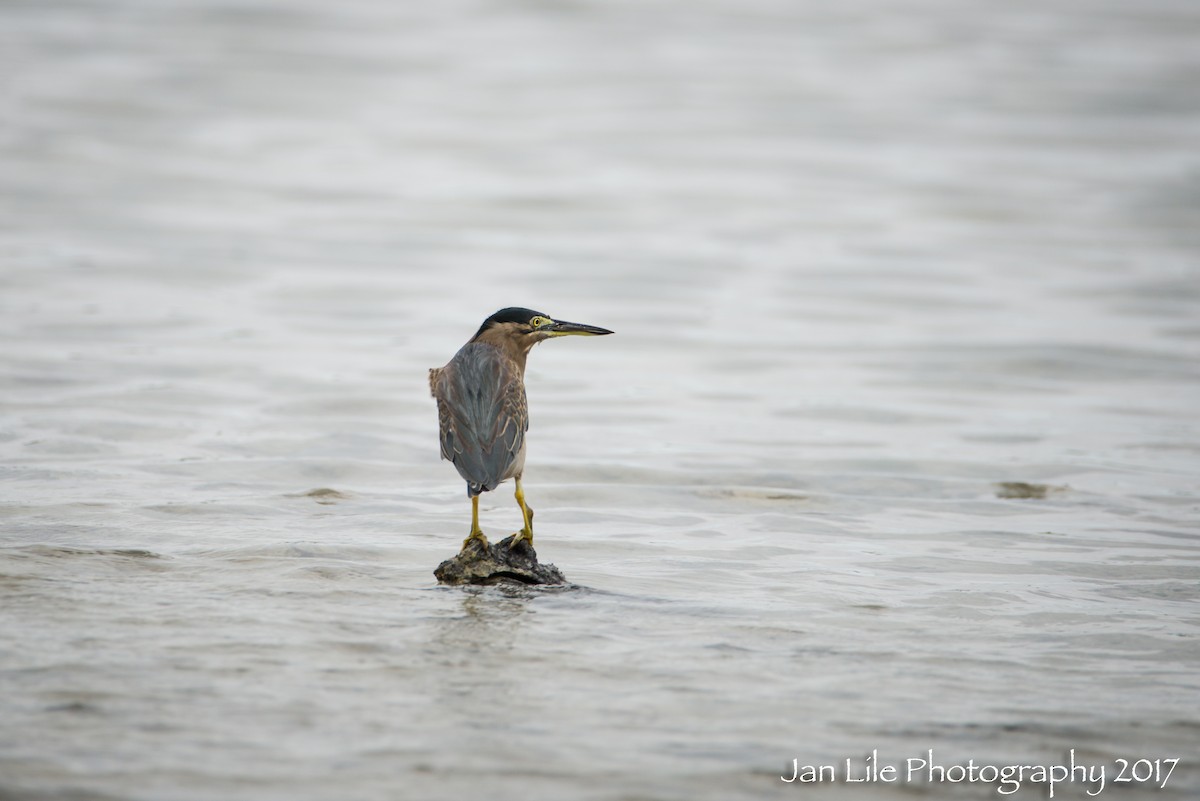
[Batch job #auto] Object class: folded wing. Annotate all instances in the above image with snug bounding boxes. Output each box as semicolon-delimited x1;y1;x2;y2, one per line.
432;343;528;496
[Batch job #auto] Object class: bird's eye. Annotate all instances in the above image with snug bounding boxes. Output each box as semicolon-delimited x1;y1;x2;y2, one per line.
530;316;552;329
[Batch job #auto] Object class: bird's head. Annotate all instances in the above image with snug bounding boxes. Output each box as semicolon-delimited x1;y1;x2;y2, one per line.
469;307;613;350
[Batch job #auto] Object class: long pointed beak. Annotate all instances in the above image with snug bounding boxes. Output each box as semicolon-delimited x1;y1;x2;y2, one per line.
548;319;614;337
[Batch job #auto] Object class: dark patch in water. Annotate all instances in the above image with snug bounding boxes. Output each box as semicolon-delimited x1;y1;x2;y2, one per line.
994;481;1066;499
9;546;162;560
45;701;101;714
291;488;351;505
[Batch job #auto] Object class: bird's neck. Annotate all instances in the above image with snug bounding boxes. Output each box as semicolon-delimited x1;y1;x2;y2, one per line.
472;326;537;374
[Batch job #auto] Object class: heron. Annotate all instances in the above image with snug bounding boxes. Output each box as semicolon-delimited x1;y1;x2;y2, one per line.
429;307;613;551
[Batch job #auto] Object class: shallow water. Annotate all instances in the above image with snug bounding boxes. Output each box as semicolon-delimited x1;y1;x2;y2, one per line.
2;0;1199;799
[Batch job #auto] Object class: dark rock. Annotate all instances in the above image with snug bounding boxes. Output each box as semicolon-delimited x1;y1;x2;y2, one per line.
434;534;567;586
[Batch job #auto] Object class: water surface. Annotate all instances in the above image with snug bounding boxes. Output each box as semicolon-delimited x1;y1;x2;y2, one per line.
2;0;1199;799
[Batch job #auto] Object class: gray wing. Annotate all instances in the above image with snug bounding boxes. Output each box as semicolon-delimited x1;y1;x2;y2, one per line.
432;343;527;496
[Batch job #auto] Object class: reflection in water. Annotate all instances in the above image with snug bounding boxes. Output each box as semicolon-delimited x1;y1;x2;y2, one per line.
430;589;532;669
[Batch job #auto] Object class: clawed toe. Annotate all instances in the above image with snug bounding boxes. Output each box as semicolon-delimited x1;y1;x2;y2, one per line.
460;532;489;552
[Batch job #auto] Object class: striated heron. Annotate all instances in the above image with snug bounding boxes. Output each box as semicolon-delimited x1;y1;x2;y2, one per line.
429;307;612;551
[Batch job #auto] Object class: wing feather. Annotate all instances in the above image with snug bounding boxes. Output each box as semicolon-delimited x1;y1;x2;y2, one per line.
431;343;527;495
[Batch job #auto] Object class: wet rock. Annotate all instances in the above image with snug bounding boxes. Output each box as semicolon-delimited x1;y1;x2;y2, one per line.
434;534;567;586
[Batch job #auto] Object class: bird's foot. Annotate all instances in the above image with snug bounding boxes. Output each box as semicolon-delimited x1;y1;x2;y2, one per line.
508;529;534;553
460;531;490;553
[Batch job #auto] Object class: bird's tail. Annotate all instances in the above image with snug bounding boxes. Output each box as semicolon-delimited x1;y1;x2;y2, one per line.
466;481;494;497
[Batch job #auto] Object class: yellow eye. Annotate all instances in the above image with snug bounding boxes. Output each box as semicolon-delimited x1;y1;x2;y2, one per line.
530;316;552;329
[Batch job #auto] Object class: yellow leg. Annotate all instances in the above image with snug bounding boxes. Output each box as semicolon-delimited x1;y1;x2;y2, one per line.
514;477;534;546
461;495;488;550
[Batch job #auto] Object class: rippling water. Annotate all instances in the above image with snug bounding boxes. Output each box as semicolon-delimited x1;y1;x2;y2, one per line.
2;0;1199;799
